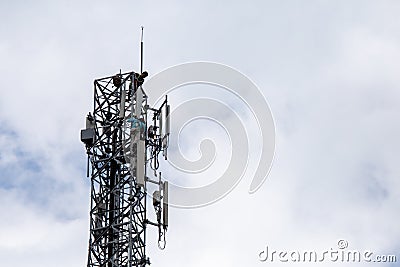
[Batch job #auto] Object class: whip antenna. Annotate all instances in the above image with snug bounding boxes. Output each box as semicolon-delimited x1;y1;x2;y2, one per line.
140;26;144;73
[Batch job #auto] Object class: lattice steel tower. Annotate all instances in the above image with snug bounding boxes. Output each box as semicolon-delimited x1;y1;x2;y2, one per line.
80;39;170;267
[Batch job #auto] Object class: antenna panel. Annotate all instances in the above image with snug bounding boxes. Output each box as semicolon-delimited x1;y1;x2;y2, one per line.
135;86;143;117
136;139;145;187
159;108;163;136
119;89;126;118
166;105;170;136
163;181;168;228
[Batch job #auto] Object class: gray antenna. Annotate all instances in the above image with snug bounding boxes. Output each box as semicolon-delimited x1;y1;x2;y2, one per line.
159;107;163;136
166;104;170;136
136;139;145;187
163;181;169;229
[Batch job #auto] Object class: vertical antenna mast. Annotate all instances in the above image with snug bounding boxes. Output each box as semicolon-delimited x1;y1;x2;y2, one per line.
140;26;144;73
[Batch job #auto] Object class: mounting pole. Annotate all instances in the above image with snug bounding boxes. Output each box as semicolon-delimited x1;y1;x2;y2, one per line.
140;26;144;73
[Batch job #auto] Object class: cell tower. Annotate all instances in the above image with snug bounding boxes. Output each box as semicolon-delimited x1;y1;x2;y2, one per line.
80;32;170;267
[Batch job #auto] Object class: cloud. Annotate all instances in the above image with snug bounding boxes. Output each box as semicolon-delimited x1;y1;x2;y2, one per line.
0;1;399;266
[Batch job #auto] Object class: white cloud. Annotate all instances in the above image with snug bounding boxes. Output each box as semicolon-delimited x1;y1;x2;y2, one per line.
0;1;399;266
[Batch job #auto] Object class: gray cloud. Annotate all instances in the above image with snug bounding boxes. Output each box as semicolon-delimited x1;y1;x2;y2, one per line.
0;1;399;266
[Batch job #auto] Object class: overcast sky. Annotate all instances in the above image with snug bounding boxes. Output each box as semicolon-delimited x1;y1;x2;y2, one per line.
1;1;400;266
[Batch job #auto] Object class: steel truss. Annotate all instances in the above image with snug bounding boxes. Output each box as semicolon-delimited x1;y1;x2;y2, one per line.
85;72;148;267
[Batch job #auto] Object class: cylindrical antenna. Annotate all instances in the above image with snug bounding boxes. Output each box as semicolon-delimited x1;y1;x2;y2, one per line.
140;26;144;73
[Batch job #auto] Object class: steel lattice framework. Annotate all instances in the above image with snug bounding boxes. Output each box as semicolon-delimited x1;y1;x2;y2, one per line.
84;72;148;267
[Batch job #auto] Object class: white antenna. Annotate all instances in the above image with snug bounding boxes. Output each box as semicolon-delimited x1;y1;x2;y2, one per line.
159;107;163;136
119;89;126;118
135;87;143;117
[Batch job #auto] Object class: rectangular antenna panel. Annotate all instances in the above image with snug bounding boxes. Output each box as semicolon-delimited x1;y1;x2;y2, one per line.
119;89;126;118
163;181;168;228
136;139;145;187
166;105;170;136
135;87;143;117
159;108;163;136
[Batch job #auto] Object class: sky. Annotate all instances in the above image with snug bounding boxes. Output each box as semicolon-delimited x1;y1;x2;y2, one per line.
1;1;400;266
